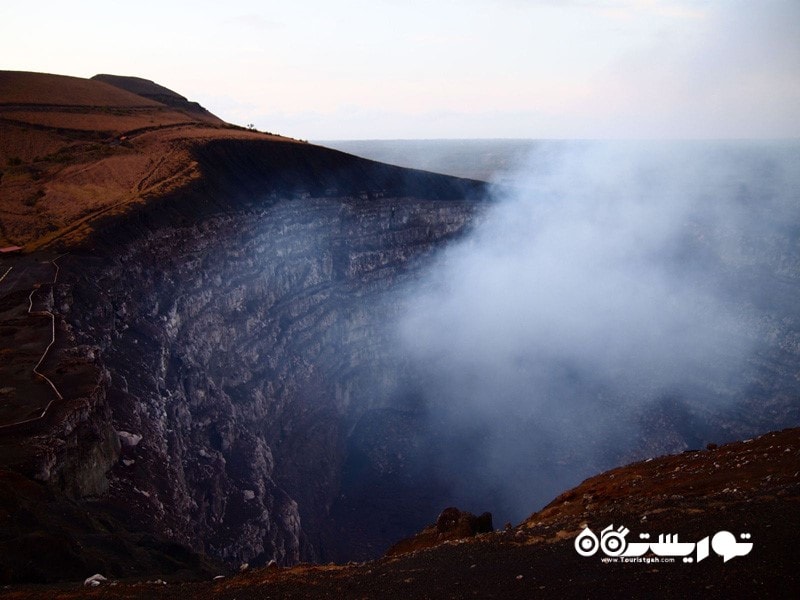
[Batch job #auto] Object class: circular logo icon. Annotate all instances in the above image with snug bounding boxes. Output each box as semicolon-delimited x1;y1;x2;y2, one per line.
574;527;600;556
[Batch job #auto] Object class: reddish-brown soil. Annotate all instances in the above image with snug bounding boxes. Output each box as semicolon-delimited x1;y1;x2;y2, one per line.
0;72;163;107
0;71;295;250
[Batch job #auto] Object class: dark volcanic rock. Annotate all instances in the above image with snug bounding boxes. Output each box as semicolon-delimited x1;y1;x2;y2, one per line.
384;507;494;557
49;140;487;571
0;468;225;584
435;507;493;536
7;428;797;598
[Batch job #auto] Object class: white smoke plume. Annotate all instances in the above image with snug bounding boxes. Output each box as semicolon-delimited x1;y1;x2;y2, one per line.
396;140;800;521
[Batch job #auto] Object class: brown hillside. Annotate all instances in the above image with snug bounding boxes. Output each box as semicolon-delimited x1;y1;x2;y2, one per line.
0;71;294;250
0;71;162;107
91;74;193;103
0;70;483;252
91;74;223;124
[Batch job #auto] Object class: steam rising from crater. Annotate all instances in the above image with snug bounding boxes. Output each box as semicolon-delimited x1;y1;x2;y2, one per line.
396;141;800;521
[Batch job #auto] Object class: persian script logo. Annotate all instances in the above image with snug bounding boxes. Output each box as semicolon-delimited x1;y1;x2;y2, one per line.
574;525;753;563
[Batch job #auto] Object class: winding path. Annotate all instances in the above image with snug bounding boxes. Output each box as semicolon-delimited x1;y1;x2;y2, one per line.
0;255;65;430
27;256;65;404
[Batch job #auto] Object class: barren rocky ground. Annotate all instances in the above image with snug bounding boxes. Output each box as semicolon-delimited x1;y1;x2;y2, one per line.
1;427;797;598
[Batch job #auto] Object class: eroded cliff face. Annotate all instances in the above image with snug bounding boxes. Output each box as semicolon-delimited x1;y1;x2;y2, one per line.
0;279;119;500
60;189;481;566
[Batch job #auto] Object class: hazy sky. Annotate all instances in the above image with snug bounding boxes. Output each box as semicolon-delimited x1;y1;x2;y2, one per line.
2;0;799;139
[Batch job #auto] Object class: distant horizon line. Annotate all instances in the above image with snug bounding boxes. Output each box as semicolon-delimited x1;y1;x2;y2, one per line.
315;137;800;143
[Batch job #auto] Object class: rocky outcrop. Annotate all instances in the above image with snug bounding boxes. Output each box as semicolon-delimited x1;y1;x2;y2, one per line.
385;507;494;556
51;139;486;568
0;314;119;500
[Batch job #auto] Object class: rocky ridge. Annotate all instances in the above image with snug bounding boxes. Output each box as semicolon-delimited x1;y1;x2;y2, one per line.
0;70;487;580
61;190;482;566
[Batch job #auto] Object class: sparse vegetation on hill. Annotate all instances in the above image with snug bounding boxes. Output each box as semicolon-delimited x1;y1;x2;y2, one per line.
0;71;295;249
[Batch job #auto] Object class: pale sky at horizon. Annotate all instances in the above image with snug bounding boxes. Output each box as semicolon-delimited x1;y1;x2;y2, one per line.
2;0;799;140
